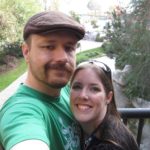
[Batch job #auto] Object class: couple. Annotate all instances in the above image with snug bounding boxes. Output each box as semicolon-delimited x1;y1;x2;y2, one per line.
0;11;138;150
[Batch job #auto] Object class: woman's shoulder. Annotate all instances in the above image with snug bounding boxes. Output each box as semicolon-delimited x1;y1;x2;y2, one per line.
86;136;124;150
88;139;124;150
97;143;124;150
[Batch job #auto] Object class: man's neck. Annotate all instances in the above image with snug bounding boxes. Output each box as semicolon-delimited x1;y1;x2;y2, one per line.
25;73;61;97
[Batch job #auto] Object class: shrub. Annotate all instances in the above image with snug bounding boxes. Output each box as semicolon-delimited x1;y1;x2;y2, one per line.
2;40;23;58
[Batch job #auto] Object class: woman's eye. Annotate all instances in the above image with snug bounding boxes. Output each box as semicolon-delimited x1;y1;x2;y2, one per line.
72;84;82;90
46;45;53;49
46;45;54;49
90;87;100;92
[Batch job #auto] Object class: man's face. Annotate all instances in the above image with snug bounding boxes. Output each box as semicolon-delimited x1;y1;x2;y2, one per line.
23;32;78;89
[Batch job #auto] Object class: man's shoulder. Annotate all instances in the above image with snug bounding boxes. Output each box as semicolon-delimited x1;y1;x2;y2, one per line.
0;88;47;119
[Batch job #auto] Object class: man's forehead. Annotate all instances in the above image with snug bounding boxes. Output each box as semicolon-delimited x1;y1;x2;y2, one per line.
30;33;78;44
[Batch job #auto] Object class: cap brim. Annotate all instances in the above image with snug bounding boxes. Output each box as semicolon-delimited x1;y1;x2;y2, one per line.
37;28;84;40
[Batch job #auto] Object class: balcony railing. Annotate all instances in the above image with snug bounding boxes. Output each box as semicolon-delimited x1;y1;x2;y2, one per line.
0;108;150;150
118;108;150;148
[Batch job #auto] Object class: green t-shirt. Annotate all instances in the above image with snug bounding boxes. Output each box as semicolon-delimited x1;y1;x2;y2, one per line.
0;84;80;150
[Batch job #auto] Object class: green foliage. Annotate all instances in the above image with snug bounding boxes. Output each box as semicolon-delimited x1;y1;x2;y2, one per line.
0;0;41;41
103;10;126;62
70;11;80;23
0;50;6;65
0;0;42;61
0;58;27;91
76;47;104;64
103;0;150;100
2;40;23;57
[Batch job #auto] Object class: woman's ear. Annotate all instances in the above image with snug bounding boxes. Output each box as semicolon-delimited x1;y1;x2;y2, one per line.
106;91;113;104
22;42;30;63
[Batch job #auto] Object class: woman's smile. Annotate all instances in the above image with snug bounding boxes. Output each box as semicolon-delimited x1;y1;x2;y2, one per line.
76;104;92;112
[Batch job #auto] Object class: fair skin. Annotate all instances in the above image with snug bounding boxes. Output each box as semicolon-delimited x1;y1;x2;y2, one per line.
22;32;77;97
70;68;113;135
10;32;78;150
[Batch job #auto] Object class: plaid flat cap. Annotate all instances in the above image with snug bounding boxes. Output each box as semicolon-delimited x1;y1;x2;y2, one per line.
23;11;85;41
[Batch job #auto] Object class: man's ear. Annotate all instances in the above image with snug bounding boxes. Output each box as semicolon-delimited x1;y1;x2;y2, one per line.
106;91;113;104
22;42;30;63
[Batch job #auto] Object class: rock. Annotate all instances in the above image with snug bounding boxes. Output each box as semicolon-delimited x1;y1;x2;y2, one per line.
112;81;130;108
112;65;132;86
112;65;132;108
132;98;150;108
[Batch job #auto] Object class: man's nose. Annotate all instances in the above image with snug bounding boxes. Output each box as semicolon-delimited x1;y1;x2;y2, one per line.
54;47;68;62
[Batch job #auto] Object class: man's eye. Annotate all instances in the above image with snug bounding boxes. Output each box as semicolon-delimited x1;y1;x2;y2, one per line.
41;45;54;50
65;46;75;52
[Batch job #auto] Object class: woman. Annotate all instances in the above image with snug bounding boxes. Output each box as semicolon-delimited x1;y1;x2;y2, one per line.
70;60;139;150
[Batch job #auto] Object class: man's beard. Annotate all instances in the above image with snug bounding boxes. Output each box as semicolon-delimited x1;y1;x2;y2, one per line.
44;61;74;89
47;82;67;89
30;60;74;89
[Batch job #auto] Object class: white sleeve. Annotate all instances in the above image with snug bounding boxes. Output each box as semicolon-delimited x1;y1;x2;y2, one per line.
10;140;50;150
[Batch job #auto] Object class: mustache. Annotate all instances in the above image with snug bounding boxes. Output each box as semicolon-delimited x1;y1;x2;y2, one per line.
45;62;74;73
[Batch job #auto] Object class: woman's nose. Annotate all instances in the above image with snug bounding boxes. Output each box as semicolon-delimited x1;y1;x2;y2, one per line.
79;89;89;100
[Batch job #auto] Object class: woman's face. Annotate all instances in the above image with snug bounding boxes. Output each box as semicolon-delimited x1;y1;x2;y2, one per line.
70;68;112;127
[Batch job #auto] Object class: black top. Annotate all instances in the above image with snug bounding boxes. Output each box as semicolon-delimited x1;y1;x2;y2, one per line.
80;115;139;150
83;136;124;150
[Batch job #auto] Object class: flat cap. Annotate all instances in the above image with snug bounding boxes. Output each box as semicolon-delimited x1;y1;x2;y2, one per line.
23;11;85;41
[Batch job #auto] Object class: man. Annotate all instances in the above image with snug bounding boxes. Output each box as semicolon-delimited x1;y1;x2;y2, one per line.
0;11;85;150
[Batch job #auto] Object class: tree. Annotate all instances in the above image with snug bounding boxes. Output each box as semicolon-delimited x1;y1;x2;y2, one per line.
0;0;42;59
70;11;80;23
0;0;42;42
103;0;150;101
